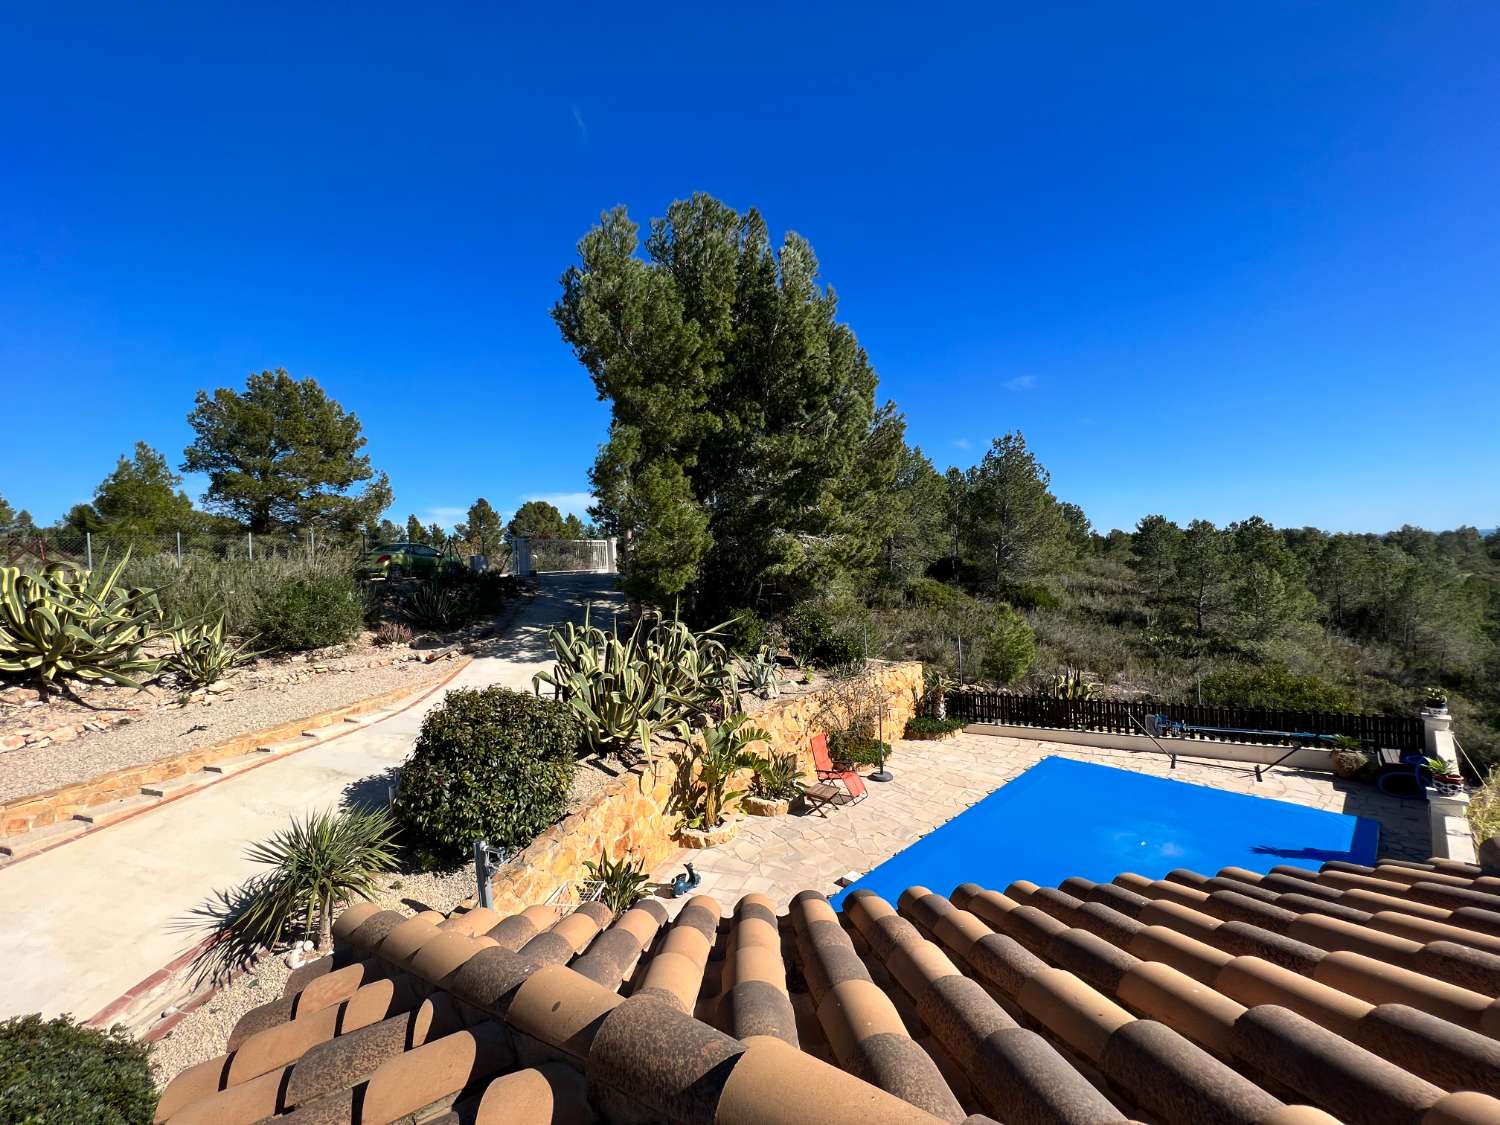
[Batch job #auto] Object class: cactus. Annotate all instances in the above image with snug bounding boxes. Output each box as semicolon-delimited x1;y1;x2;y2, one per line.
0;555;163;697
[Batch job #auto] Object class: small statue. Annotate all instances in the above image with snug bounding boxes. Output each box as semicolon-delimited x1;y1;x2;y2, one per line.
670;861;700;898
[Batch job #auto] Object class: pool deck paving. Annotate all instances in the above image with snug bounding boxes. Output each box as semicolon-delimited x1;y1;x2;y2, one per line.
649;731;1432;915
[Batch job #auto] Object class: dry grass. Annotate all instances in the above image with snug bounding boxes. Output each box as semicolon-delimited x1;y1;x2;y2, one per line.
1468;764;1500;845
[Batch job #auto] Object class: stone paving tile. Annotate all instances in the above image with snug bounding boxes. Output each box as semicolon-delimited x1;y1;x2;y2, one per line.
648;733;1434;916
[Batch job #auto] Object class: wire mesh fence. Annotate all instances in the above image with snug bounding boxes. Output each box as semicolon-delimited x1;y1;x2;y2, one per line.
0;528;366;571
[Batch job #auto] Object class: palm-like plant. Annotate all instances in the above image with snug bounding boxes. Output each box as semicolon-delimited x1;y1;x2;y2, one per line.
236;807;399;951
581;849;651;915
678;713;771;830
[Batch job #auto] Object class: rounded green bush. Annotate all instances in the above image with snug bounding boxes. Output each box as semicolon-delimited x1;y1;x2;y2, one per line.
0;1013;156;1124
395;687;581;862
980;604;1035;685
784;603;863;668
253;574;364;652
1200;663;1354;712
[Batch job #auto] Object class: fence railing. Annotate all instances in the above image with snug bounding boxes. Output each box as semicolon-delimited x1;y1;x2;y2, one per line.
945;692;1424;753
0;529;368;570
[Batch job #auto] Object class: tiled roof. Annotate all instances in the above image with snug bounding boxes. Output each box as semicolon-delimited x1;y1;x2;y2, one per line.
155;854;1500;1124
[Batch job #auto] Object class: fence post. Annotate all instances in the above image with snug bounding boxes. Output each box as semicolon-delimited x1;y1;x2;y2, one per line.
176;531;182;564
247;532;253;561
85;531;92;570
956;632;964;683
307;527;314;563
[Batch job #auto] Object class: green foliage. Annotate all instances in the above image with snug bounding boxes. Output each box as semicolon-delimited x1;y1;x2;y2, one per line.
182;368;391;533
784;602;864;668
454;497;504;556
751;750;803;800
0;1013;156;1125
956;432;1073;589
396;687;581;861
91;440;198;542
554;194;899;615
828;730;890;769
507;500;570;542
581;849;651;915
535;610;735;759
1468;765;1500;845
253;574;363;653
0;556;162;696
223;807;398;959
1051;666;1096;700
674;713;771;830
735;645;785;699
980;604;1036;685
0;492;12;528
1199;663;1355;712
903;716;965;739
164;615;258;687
907;577;969;611
997;581;1060;611
402;578;476;631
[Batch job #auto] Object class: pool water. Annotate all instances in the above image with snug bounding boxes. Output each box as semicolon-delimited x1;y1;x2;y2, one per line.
830;756;1379;909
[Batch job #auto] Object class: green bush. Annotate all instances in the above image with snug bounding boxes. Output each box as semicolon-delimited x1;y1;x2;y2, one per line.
1200;663;1354;712
0;1013;155;1124
784;602;863;668
396;687;581;862
254;574;364;653
828;730;890;769
997;581;1060;611
980;604;1036;685
904;716;965;739
906;578;968;611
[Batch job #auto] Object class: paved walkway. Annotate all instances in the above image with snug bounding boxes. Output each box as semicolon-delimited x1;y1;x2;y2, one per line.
649;732;1432;914
0;573;622;1023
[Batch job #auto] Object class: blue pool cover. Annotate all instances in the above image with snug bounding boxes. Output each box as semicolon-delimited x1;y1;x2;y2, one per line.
830;756;1380;909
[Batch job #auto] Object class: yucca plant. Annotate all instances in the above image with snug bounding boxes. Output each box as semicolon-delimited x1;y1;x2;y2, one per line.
402;580;475;630
676;713;772;830
164;615;258;687
0;555;163;698
581;848;651;915
235;806;399;951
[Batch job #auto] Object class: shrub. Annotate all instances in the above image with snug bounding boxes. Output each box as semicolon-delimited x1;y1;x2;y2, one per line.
0;1013;156;1124
1200;663;1354;712
672;713;771;831
254;574;364;652
906;577;968;611
1469;765;1500;845
784;602;863;668
996;581;1060;611
396;687;581;861
402;579;476;630
828;730;890;769
980;605;1035;685
904;716;965;740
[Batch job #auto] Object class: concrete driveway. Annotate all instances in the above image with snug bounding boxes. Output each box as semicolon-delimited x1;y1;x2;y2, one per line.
0;572;622;1024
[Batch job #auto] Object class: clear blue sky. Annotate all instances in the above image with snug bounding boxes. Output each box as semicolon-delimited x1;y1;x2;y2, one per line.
4;3;1497;534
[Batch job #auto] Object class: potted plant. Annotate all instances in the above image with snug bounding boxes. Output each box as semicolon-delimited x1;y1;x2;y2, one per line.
1425;756;1466;796
744;750;801;816
672;713;771;847
1423;686;1450;712
1329;736;1369;780
828;728;891;772
580;849;651;914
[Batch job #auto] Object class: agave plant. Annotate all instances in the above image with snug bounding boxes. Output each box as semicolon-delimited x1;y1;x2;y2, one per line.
0;556;163;698
164;616;258;687
581;848;651;915
735;645;785;700
676;713;772;830
1052;666;1097;701
535;608;738;760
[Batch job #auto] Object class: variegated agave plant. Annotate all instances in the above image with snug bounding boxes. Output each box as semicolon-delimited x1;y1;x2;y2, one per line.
534;608;738;760
0;554;164;697
164;615;259;687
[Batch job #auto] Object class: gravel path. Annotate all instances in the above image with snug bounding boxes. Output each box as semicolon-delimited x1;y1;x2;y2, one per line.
0;659;452;802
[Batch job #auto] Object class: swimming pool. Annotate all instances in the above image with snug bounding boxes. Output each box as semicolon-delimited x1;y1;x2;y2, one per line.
830;756;1379;909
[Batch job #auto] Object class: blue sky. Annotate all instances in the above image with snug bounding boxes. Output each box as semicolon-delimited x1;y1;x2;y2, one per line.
3;3;1497;534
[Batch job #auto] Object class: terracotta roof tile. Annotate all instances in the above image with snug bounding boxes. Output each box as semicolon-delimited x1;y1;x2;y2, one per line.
156;852;1500;1124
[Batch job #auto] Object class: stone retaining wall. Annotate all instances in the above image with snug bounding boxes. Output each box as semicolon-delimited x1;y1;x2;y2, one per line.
486;661;923;913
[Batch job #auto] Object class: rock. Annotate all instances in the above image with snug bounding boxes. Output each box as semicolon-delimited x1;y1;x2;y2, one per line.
206;680;231;694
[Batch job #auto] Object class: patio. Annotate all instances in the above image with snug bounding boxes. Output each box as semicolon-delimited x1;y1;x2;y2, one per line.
648;730;1434;913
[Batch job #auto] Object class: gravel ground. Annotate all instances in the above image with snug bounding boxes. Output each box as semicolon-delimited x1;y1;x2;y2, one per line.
0;658;453;802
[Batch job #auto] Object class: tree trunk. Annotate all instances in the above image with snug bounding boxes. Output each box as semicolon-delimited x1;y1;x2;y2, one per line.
319;894;334;951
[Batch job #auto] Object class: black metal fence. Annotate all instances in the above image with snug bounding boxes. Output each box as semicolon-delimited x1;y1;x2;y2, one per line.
946;692;1424;753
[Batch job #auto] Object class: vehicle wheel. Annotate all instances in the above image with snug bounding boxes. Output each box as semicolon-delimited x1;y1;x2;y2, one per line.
387;565;404;581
